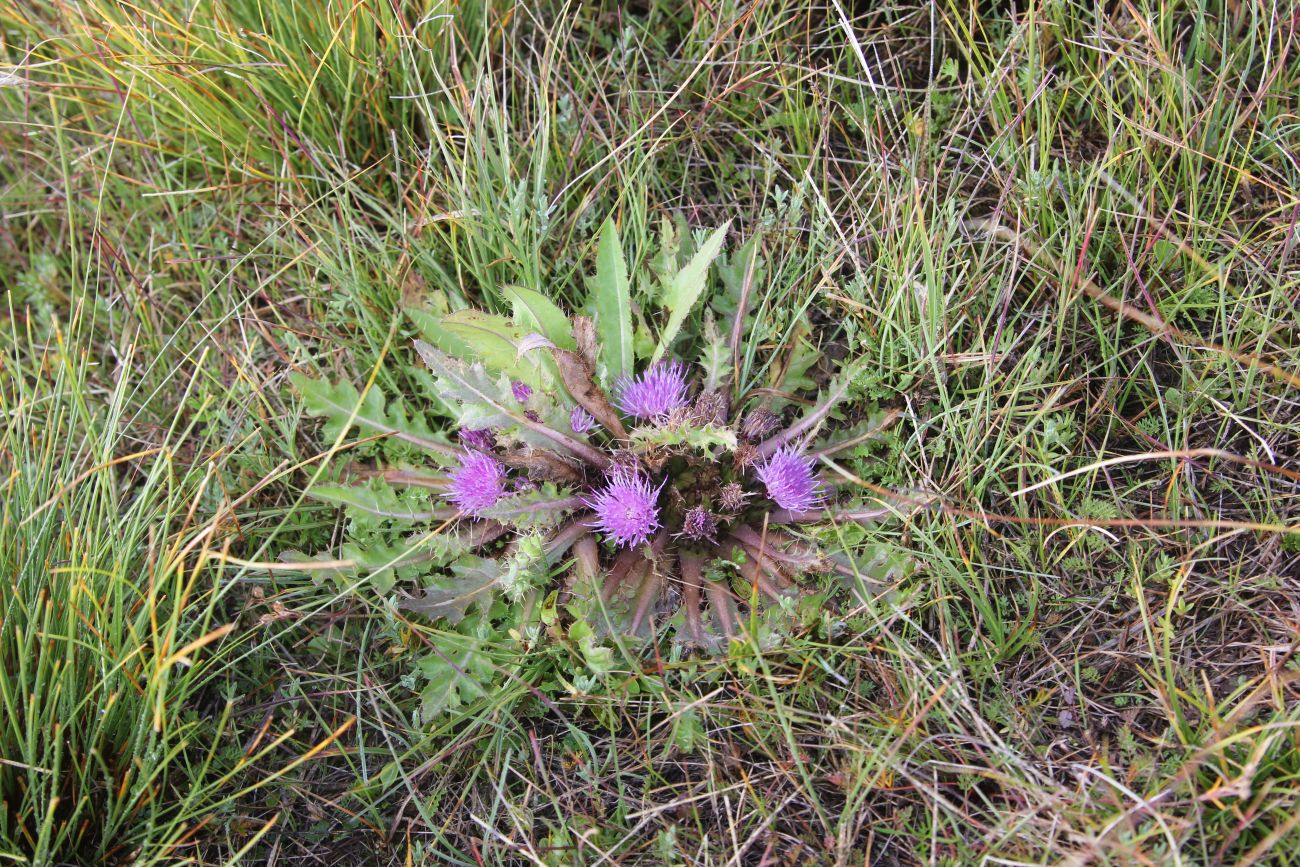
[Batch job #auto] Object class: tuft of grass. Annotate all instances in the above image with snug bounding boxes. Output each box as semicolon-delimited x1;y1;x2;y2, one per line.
0;306;240;863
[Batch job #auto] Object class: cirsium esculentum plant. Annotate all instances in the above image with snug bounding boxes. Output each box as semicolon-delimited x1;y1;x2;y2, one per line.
292;217;914;715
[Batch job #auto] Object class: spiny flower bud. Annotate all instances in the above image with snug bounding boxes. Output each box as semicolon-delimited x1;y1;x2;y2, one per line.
607;448;642;477
511;381;533;403
570;406;597;433
459;427;496;451
732;442;759;470
719;482;749;513
741;406;780;441
679;506;718;543
692;390;728;425
665;405;694;428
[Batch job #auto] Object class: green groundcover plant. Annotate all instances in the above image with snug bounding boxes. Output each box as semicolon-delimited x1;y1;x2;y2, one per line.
291;218;914;720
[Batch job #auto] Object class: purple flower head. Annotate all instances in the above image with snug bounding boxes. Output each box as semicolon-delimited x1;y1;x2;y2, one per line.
459;427;496;452
511;381;533;404
754;447;824;513
584;472;662;548
679;506;718;543
569;405;597;433
614;361;691;420
447;450;507;516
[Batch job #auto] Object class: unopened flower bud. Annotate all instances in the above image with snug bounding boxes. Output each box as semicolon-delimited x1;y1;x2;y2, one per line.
741;406;780;441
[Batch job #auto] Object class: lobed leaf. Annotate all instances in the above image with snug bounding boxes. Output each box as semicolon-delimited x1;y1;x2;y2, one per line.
308;479;450;530
400;555;502;625
416;638;497;721
697;310;729;393
292;373;451;455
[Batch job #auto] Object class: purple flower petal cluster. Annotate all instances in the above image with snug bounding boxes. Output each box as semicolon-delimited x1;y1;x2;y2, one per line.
754;447;824;513
584;473;662;548
614;361;690;420
511;381;533;403
459;427;496;451
569;405;597;433
447;450;507;515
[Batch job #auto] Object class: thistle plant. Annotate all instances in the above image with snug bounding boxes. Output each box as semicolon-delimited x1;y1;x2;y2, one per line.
292;218;912;712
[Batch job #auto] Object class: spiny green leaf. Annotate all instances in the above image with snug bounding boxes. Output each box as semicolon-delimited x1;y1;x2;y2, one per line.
308;479;447;530
292;373;449;454
407;307;475;361
587;218;633;383
416;341;608;466
651;222;730;364
401;555;502;625
414;342;530;431
697;310;729;392
628;422;737;453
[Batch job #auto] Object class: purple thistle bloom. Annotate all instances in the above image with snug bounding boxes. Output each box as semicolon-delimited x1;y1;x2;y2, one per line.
584;472;662;548
459;427;496;451
511;381;533;403
754;447;824;512
614;361;691;420
447;450;507;516
570;405;597;433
